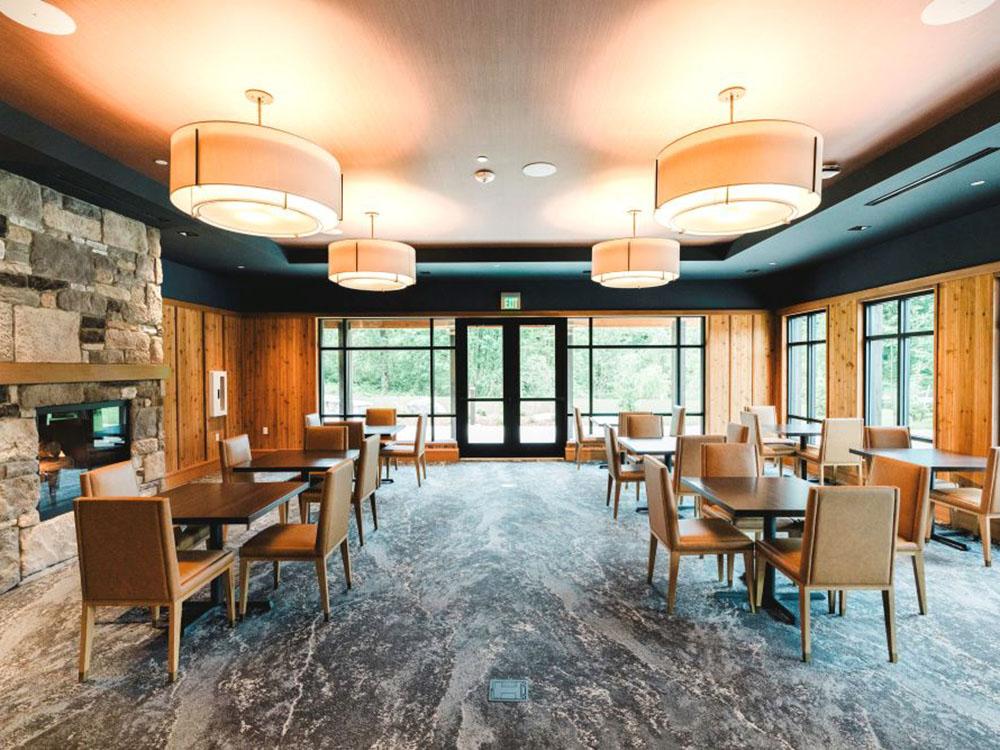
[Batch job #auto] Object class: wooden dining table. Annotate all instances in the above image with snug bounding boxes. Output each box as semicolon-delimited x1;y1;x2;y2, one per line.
166;480;309;628
682;475;812;624
850;446;988;551
766;422;823;478
230;449;360;481
617;436;677;513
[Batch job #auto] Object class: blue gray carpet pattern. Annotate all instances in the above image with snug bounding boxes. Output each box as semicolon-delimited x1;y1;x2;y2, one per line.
1;461;998;748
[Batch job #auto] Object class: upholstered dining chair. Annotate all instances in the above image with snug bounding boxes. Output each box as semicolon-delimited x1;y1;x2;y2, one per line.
741;410;796;476
221;434;292;525
239;460;354;622
669;406;686;437
755;485;900;663
74;495;236;682
798;418;865;485
380;414;428;486
930;447;1000;567
673;434;725;518
726;422;749;443
573;406;603;469
604;426;644;520
616;411;652;438
700;441;762;584
304;412;322;427
322;420;365;450
304;425;349;451
644;456;756;614
625;413;663;438
864;425;911;450
746;405;795;446
300;434;379;547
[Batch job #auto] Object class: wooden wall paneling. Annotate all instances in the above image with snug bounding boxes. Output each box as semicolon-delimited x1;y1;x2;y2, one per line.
203;310;225;461
936;275;995;455
706;315;731;434
223;314;245;439
162;302;179;473
751;313;773;407
175;305;206;468
827;299;860;418
729;314;754;418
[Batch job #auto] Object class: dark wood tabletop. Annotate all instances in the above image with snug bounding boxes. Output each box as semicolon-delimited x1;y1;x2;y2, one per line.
768;422;823;437
617;436;677;455
848;447;987;472
681;476;812;518
362;423;406;437
230;449;360;473
166;481;309;525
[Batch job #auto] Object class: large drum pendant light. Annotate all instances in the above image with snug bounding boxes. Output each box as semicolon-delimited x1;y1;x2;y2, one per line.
592;210;680;289
654;87;822;236
170;89;342;238
328;212;416;292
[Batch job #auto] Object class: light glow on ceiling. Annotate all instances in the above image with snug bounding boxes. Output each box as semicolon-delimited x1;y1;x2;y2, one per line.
0;0;75;35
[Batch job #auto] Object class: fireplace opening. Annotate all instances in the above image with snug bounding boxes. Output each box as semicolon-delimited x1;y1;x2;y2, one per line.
36;400;131;521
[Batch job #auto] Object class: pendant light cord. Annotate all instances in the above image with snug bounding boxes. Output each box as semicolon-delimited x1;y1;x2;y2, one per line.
366;211;379;239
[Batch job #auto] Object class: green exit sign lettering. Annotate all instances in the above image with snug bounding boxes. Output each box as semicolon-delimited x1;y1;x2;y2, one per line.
500;292;521;311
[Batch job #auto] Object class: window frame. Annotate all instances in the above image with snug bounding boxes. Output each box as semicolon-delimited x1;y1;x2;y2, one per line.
862;291;935;444
567;316;706;432
785;310;827;424
317;318;456;441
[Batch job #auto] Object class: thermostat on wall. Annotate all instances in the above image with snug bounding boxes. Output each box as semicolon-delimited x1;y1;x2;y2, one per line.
500;292;521;311
209;370;228;417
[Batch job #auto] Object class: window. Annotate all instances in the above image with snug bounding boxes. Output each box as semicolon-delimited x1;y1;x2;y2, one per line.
318;318;456;441
786;311;826;423
567;316;705;434
864;292;934;442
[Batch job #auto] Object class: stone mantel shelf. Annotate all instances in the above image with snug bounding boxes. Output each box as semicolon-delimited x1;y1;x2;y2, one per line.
0;363;170;385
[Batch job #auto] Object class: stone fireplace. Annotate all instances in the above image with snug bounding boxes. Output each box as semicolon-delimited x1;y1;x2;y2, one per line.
0;168;165;592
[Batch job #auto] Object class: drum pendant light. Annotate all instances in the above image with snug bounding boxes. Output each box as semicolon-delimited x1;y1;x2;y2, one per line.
654;87;823;236
170;89;342;238
591;209;680;289
328;212;416;292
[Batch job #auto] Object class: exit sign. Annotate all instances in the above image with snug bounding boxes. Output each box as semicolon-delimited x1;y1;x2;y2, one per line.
500;292;521;311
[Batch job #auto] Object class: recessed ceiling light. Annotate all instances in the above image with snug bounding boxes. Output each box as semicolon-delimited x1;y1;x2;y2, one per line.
921;0;995;25
821;163;841;179
237;265;245;269
476;155;489;163
177;230;199;238
970;179;986;186
0;0;76;34
522;161;557;178
769;262;777;266
154;158;168;166
848;225;871;232
474;169;495;184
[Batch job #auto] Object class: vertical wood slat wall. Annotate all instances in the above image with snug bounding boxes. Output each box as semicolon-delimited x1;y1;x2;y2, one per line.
705;312;776;434
777;267;999;457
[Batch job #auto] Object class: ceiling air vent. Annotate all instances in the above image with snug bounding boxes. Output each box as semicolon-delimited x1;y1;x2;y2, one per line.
864;147;998;206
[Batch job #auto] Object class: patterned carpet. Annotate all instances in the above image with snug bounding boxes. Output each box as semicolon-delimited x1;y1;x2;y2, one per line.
1;461;999;749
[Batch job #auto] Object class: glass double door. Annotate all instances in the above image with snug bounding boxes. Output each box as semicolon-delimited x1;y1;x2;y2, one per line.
456;318;567;457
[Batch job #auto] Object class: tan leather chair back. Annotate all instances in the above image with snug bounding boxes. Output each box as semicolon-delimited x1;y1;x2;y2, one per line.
353;435;380;502
304;425;348;451
616;411;650;438
414;414;427;455
747;405;778;437
604;426;623;480
981;447;1000;514
625;414;663;439
867;455;930;546
323;420;364;449
74;496;179;602
365;408;397;426
726;422;749;443
315;460;355;555
220;434;253;483
304;412;322;427
79;460;140;497
800;486;898;587
702;442;757;477
672;434;725;495
644;456;679;550
739;410;764;454
820;418;863;464
863;426;911;450
574;407;586;441
669;406;686;437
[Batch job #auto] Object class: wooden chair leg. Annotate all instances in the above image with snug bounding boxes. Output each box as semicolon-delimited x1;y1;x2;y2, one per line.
273;561;281;589
316;557;331;622
278;502;288;524
726;554;735;588
422;455;428;479
223;568;236;626
151;605;161;626
799;587;811;663
340;539;352;588
838;590;846;616
980;516;992;567
415;457;422;487
167;602;182;682
827;590;835;614
635;480;640;503
354;499;365;546
239;559;251;618
613;481;622;519
716;554;724;582
666;553;680;614
646;534;657;584
606;475;613;506
575;442;581;468
298;496;309;524
370;493;378;530
755;559;766;607
79;603;96;681
742;551;756;613
912;553;927;615
882;588;898;662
